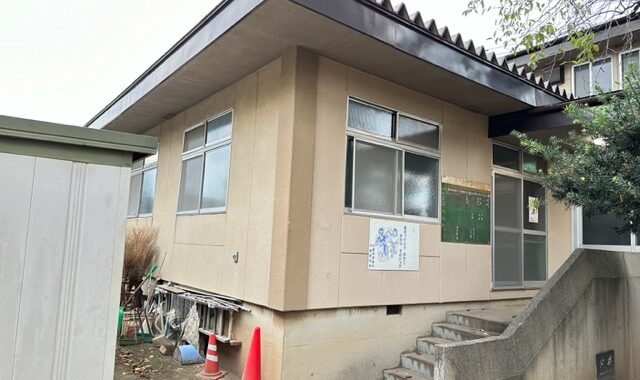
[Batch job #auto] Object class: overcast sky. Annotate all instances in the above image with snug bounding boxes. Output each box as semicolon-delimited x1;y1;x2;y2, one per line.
0;0;499;126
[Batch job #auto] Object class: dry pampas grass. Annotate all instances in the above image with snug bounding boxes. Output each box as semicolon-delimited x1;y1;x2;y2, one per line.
123;225;159;284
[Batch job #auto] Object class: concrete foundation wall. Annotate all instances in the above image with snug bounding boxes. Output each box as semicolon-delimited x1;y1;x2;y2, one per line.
280;299;529;380
218;302;286;380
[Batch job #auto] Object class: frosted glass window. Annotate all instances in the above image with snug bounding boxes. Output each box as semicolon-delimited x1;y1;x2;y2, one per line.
583;212;631;246
574;63;591;98
494;231;522;287
524;234;546;281
206;112;232;144
139;168;156;215
404;152;438;218
348;100;393;138
344;99;440;219
493;145;520;170
178;156;204;212
201;145;231;210
128;173;142;217
353;141;401;214
183;125;205;152
592;58;612;92
398;115;439;150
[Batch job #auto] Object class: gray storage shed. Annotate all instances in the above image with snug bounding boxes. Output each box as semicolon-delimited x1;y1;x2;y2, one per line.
0;115;157;380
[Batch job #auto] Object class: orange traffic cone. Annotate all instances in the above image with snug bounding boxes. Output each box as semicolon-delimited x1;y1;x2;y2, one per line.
241;327;261;380
199;334;227;379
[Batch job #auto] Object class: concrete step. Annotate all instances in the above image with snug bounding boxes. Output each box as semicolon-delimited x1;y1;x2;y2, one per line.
446;307;520;334
400;351;435;378
383;367;432;380
416;336;453;355
431;322;498;342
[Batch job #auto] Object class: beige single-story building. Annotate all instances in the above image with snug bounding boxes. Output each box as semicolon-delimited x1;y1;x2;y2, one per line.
86;1;636;378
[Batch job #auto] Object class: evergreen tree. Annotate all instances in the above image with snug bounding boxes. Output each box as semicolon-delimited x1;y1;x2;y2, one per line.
514;68;640;234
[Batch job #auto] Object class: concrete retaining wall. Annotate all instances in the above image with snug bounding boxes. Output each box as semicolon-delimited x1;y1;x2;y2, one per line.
435;249;640;380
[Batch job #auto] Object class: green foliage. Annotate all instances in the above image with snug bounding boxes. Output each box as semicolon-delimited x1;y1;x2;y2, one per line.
514;66;640;234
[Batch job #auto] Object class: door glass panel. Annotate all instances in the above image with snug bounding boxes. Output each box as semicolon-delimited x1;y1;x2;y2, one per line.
493;145;520;170
524;234;546;281
583;212;631;246
495;175;521;228
494;231;522;287
523;181;545;231
523;153;546;174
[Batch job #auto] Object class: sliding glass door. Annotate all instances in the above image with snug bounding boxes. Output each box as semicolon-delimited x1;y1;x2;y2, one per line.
493;173;547;288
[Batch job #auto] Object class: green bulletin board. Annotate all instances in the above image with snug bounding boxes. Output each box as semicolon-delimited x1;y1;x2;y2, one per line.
441;178;491;245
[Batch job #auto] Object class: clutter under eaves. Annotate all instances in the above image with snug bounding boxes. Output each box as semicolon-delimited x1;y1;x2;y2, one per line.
153;281;249;347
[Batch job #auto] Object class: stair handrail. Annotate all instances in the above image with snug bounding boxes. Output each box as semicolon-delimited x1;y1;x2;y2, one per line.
433;249;629;379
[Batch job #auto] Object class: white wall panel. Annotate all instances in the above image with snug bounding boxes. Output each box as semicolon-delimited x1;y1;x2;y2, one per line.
0;153;35;379
13;158;72;378
0;153;130;380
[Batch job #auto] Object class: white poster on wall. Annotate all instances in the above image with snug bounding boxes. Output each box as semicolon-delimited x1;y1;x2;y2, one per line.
528;196;539;223
368;219;420;271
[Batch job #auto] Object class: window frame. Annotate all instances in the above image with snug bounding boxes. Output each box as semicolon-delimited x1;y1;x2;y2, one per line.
345;97;442;224
618;47;640;87
128;153;158;218
177;109;233;215
575;207;637;252
572;57;614;97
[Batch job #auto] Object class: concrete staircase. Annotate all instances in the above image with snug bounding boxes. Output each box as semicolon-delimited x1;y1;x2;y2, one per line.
383;306;523;380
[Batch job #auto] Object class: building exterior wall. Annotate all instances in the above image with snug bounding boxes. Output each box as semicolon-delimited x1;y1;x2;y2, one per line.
127;48;576;379
534;39;640;97
130;57;283;308
306;56;572;309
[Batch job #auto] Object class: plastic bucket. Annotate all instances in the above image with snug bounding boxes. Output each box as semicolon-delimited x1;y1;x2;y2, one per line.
173;345;204;365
